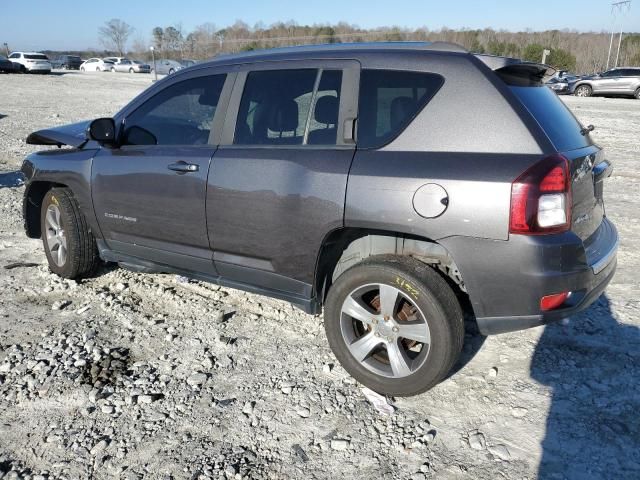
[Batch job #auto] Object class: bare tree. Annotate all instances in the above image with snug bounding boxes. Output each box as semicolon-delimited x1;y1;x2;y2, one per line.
99;19;134;56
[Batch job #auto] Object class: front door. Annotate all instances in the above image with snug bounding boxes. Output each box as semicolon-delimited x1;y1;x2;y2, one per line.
207;62;359;298
92;72;230;272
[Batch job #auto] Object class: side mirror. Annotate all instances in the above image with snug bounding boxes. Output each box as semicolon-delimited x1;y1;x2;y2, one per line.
87;118;116;146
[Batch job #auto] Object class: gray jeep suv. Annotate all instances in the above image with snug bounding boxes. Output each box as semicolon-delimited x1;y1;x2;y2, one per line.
573;67;640;98
21;42;618;396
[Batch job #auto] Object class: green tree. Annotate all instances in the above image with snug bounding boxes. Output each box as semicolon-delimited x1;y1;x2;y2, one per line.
522;43;546;63
549;48;576;71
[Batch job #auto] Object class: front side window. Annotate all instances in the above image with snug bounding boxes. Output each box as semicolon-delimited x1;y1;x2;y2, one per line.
9;53;20;59
357;69;444;148
234;69;343;146
123;74;226;146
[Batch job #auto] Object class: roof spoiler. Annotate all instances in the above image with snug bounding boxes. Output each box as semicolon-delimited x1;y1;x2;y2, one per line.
474;54;556;86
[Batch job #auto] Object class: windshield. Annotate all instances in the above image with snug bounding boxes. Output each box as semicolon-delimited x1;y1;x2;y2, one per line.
25;54;48;60
510;85;592;151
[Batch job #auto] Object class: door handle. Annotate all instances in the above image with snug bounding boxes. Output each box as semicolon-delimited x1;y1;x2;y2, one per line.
168;161;199;173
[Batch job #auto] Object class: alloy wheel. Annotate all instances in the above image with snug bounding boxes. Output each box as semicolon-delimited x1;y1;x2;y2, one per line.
340;283;431;379
45;204;67;267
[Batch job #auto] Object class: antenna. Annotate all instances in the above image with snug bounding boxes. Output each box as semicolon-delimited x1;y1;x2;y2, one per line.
606;0;632;70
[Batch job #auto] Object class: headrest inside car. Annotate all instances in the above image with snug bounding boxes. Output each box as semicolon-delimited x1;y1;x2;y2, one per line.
314;96;339;125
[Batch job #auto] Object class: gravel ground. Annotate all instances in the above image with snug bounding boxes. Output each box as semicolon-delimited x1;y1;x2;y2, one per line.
0;71;639;480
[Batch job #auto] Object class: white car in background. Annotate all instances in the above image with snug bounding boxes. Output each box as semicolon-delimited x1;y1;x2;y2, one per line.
79;58;114;72
103;57;151;73
8;52;52;73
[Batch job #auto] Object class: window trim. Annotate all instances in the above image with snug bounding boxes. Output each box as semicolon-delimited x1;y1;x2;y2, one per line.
219;59;360;149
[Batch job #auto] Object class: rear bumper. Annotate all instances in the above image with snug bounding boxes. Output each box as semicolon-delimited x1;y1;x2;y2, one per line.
440;217;618;335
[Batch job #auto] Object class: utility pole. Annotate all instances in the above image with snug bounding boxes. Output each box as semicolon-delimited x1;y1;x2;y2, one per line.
150;46;157;82
542;49;551;65
606;0;632;70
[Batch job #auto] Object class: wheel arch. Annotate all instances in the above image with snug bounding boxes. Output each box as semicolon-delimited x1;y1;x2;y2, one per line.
24;181;67;238
314;228;468;308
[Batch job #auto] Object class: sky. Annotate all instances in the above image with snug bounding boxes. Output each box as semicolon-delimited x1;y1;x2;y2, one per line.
2;0;639;51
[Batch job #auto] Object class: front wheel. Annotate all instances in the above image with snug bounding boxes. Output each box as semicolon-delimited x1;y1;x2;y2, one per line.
324;255;464;396
41;188;99;279
168;68;175;74
80;66;85;72
634;87;640;100
575;84;592;97
129;68;134;73
110;67;115;72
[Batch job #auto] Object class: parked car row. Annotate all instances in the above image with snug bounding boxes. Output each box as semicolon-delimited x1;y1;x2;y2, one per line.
546;67;640;99
1;51;198;76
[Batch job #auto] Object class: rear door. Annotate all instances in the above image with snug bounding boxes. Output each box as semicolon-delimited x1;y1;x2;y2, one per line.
207;60;359;297
92;70;233;273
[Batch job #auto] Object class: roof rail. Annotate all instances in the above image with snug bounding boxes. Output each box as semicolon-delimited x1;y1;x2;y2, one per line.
213;41;468;61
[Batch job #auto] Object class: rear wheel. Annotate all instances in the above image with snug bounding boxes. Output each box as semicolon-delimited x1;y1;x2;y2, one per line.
40;188;99;279
324;255;464;396
96;66;100;72
575;84;592;97
110;66;115;72
168;68;175;74
634;87;640;100
129;67;134;73
80;66;85;72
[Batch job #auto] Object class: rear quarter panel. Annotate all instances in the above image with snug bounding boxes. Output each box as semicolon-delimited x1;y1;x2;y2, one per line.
346;53;551;241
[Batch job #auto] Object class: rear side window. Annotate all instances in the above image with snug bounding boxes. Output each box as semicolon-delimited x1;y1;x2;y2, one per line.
357;69;444;148
25;54;48;60
510;85;591;152
123;75;226;146
234;69;343;146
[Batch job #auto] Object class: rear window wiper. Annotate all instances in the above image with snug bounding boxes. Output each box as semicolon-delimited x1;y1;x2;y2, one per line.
580;124;595;136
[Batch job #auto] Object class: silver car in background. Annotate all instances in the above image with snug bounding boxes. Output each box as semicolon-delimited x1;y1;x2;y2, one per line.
573;67;640;99
151;59;183;75
104;57;151;73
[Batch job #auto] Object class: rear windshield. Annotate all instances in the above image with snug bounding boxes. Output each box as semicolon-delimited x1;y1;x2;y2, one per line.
66;56;81;61
510;85;591;152
25;54;48;60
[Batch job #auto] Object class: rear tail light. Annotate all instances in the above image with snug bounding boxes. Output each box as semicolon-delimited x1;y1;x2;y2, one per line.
510;154;571;234
540;291;570;311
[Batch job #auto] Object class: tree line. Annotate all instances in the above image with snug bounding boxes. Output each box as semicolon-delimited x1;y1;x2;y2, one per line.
91;18;640;74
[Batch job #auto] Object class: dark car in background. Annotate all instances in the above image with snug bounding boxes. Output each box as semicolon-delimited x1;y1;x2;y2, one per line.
546;75;580;95
20;42;618;396
52;55;83;70
0;55;17;73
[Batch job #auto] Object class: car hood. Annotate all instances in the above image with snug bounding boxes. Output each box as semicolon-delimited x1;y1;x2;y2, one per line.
26;120;90;147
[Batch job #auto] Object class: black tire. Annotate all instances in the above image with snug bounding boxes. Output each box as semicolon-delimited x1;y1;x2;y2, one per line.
574;84;592;97
324;255;464;396
634;87;640;100
80;66;85;72
129;68;134;73
168;68;174;75
110;67;115;72
40;188;99;279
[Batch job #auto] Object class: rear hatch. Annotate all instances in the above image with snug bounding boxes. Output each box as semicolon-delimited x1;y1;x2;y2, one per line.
480;57;609;242
508;83;607;241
